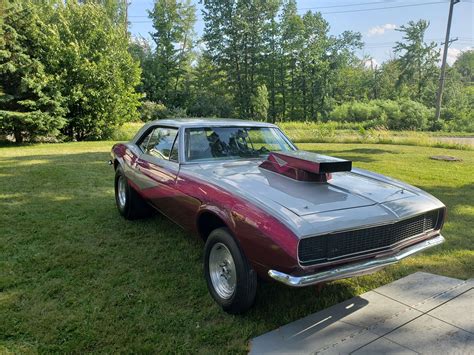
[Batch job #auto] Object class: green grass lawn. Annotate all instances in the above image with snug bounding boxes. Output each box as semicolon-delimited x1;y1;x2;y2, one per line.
1;141;473;353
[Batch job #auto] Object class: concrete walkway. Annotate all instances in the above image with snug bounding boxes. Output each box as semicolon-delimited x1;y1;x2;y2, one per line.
250;272;474;354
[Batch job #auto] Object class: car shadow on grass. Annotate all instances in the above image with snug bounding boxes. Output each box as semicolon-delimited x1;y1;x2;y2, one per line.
305;149;378;163
339;148;400;155
310;147;401;164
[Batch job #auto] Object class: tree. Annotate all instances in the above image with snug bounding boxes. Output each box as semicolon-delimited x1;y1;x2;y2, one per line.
453;50;474;84
52;1;142;140
129;36;156;100
202;0;278;118
148;0;196;107
394;20;439;105
0;2;66;142
261;0;282;122
251;84;269;121
1;1;142;141
188;54;233;117
279;0;304;120
79;0;128;28
277;1;362;121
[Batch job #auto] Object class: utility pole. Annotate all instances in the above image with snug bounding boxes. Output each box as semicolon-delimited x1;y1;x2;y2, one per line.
435;0;460;122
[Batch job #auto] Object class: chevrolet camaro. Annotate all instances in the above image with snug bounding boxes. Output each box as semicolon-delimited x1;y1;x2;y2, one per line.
110;119;446;314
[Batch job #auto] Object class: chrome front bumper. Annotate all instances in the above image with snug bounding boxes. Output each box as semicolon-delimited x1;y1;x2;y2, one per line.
268;234;445;287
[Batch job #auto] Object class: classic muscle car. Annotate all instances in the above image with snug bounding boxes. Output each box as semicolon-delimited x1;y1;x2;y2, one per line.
110;119;446;314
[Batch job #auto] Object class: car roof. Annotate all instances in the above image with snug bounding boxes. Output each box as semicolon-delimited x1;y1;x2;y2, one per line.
146;118;278;128
131;118;282;145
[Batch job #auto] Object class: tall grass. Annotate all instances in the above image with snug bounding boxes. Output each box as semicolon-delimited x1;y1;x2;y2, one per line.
114;121;473;150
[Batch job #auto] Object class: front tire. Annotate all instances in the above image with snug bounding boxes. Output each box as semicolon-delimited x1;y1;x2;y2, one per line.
204;228;257;314
114;165;152;220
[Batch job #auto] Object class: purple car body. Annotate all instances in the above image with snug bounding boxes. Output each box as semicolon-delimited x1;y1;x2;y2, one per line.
111;119;445;312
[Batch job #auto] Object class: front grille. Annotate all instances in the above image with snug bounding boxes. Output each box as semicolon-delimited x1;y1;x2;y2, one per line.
298;209;440;266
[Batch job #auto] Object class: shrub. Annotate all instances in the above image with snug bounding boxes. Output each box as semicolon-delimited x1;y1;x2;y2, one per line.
328;99;430;131
0;110;66;143
138;101;190;122
328;103;350;121
166;106;189;118
387;99;430;130
350;101;382;122
139;101;168;121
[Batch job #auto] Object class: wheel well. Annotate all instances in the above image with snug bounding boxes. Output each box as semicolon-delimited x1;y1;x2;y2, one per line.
197;212;227;241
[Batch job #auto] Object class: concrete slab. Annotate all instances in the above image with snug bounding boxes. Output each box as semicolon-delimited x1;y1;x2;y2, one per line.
411;277;473;313
373;272;465;309
352;337;417;355
384;314;474;354
427;287;474;333
249;296;370;354
315;329;379;355
249;291;422;354
336;291;423;336
249;273;472;355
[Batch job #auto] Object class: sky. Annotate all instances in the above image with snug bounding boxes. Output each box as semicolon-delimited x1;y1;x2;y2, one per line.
128;0;474;66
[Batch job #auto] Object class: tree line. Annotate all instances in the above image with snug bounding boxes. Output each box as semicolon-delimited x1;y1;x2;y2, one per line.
1;0;473;142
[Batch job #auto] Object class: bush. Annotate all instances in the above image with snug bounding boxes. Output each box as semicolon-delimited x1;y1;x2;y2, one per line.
139;101;168;121
441;109;474;132
139;101;190;121
387;99;430;130
439;86;474;132
328;103;350;121
166;106;188;118
0;110;66;143
350;101;383;122
328;99;430;130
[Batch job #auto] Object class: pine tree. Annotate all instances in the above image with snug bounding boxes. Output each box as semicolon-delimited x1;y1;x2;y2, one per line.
0;2;66;142
394;20;439;105
148;0;196;107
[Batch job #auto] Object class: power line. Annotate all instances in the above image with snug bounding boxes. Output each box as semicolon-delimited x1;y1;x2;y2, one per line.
298;0;447;11
363;37;472;45
129;0;450;24
128;0;449;17
321;1;447;14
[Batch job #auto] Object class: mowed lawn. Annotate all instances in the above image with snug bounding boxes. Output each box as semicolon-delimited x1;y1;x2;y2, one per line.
0;141;473;353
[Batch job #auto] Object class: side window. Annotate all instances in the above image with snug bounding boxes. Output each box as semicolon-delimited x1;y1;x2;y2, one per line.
169;134;179;162
145;127;178;160
139;129;153;152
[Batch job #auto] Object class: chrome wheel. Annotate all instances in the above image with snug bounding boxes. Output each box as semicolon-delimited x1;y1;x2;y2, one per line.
209;242;237;299
117;175;127;209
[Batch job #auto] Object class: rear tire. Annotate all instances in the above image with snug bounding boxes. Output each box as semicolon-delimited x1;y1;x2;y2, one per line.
114;165;153;220
204;228;257;314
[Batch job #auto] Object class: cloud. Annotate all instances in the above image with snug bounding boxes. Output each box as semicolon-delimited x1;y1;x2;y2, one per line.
364;58;379;69
367;24;397;37
446;46;473;65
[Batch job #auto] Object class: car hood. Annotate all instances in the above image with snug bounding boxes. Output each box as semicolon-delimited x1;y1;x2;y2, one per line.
183;159;416;216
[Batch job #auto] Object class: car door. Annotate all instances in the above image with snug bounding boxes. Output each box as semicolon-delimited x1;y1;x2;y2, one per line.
136;126;181;220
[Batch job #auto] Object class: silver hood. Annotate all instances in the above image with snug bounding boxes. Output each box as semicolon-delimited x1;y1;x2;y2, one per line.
182;159;445;238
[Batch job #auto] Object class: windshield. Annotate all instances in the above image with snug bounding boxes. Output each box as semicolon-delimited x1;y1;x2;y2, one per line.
185;126;295;161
